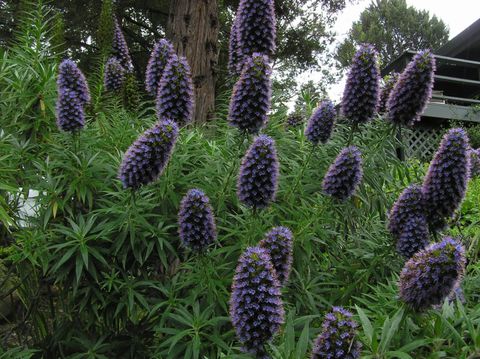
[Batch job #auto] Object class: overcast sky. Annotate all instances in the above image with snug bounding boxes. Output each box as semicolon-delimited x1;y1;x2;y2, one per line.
321;0;480;101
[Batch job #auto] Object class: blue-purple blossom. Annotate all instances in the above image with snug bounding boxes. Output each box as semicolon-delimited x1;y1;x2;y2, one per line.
469;148;480;178
311;306;361;359
229;246;284;358
57;59;91;106
237;135;279;209
378;72;399;114
228;53;272;134
422;128;470;231
387;50;436;126
118;119;179;189
259;226;293;286
235;0;276;72
285;113;304;129
228;14;241;75
145;39;174;96
387;184;425;238
341;44;380;124
397;215;430;259
112;17;133;72
104;57;126;92
178;189;217;252
156;54;194;126
322;146;363;201
304;99;337;145
56;90;85;133
399;237;466;311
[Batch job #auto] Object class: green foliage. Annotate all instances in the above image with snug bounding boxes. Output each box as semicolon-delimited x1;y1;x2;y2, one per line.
96;0;115;59
336;0;449;68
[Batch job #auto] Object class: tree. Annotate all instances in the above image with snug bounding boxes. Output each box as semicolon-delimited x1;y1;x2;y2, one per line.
336;0;449;68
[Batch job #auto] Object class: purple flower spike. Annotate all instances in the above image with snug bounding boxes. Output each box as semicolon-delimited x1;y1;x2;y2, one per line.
237;135;279;209
469;148;480;178
145;39;174;96
285;113;304;129
397;215;430;259
387;50;436;126
378;72;399;114
104;57;126;92
236;0;276;71
112;17;134;72
156;54;194;126
259;226;293;286
341;44;380;124
228;53;272;134
422;128;470;231
178;189;217;252
304;99;337;145
229;246;284;358
56;91;85;133
57;59;91;106
118;119;179;190
322;146;363;201
387;184;425;238
399;237;466;311
228;14;241;75
311;306;361;359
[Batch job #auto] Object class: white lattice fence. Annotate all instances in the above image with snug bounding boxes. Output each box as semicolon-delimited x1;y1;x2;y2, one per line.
402;127;444;161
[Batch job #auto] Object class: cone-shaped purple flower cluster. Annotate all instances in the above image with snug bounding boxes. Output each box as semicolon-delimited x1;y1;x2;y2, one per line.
235;0;276;72
322;146;363;201
229;246;284;358
104;57;126;92
145;39;174;96
378;72;399;114
399;237;466;311
57;59;91;106
469;148;480;178
311;307;361;359
237;135;279;209
341;44;380;124
156;54;194;126
387;50;435;126
397;215;430;259
178;189;217;252
388;184;425;238
112;17;133;72
118;119;179;189
228;53;272;134
285;113;304;129
56;59;90;133
259;227;293;286
228;15;241;75
422;128;470;231
304;99;337;145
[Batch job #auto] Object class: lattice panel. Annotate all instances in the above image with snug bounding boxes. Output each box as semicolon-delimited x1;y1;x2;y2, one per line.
402;127;444;162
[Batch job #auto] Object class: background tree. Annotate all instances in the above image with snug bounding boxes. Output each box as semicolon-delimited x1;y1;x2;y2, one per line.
336;0;449;68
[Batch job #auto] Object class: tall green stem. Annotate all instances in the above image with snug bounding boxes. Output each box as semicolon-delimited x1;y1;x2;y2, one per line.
286;145;316;203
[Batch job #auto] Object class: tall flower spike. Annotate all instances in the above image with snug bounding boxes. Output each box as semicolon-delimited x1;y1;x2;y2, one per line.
235;0;276;71
396;215;430;259
228;14;240;75
341;44;380;124
56;90;85;133
304;99;337;145
237;135;279;209
469;148;480;178
118;119;179;190
112;17;134;72
387;184;425;238
399;237;466;311
104;57;126;92
422;128;470;231
387;50;436;126
145;39;174;96
285;113;304;129
311;306;362;359
322;146;363;201
259;226;293;286
228;53;272;134
230;246;284;358
178;189;217;252
378;72;399;114
57;59;91;106
156;54;194;126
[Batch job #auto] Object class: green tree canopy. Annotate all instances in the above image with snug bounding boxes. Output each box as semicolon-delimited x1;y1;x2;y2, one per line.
336;0;449;68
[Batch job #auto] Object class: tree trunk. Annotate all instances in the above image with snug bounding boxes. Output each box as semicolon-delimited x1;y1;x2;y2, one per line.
167;0;219;124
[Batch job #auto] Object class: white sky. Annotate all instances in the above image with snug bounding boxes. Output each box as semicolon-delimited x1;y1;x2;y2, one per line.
315;0;480;102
